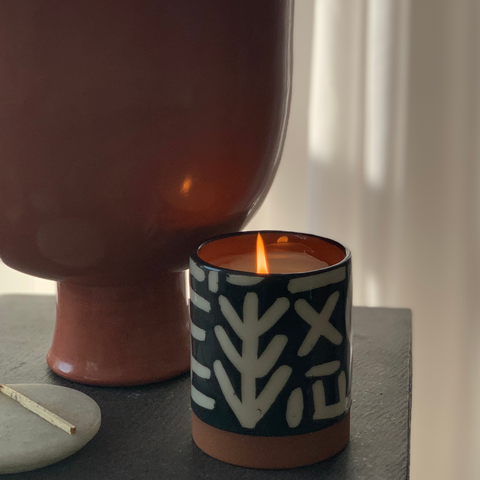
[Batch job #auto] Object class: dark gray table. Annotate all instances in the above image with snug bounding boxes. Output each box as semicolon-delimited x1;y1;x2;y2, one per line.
0;295;411;479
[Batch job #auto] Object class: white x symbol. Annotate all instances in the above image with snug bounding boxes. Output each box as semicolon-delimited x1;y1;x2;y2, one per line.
295;292;343;357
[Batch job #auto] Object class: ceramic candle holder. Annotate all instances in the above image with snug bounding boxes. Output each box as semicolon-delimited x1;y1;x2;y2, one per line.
189;231;352;469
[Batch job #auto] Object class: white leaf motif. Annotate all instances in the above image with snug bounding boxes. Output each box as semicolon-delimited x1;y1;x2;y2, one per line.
214;293;291;428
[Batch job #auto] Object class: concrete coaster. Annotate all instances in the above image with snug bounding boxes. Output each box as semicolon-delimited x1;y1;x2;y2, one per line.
0;384;101;474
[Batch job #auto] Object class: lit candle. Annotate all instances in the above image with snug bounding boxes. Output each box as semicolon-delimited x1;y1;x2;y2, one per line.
211;233;329;274
189;231;352;469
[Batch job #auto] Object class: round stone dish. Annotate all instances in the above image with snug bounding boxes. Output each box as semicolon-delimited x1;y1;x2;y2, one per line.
0;384;101;474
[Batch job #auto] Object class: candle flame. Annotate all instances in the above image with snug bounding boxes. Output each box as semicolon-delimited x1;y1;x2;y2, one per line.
256;233;269;274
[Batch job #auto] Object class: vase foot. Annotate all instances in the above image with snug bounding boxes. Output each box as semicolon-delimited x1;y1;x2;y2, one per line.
47;273;190;386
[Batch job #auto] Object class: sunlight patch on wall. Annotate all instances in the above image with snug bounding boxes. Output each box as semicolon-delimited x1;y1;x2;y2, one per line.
365;272;381;307
308;0;339;165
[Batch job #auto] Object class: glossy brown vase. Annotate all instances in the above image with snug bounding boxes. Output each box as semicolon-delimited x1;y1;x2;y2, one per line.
0;1;293;385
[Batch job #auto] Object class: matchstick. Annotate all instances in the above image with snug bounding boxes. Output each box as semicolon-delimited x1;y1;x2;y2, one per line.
0;384;76;435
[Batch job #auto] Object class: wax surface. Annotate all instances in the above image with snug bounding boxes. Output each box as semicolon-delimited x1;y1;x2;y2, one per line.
213;251;329;274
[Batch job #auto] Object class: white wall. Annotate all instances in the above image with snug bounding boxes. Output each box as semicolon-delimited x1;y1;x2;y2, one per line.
0;261;55;295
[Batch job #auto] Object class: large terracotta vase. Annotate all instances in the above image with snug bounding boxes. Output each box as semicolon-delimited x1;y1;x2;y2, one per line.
0;1;293;385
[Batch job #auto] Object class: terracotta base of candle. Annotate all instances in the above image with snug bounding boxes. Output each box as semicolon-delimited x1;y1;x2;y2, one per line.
192;412;350;469
47;273;190;386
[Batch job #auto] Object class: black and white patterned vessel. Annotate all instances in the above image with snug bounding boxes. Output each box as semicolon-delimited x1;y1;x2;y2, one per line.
190;231;352;437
